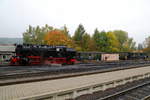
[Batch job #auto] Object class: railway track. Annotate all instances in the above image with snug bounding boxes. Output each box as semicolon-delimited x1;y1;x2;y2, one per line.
0;60;150;86
74;77;150;100
99;79;150;100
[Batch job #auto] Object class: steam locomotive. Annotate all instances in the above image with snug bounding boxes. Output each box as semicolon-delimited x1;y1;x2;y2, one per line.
10;44;76;65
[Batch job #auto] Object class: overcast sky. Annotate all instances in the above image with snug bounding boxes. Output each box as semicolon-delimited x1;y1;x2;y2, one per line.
0;0;150;44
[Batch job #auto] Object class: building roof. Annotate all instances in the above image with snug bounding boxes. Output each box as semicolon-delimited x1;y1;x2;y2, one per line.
0;44;15;52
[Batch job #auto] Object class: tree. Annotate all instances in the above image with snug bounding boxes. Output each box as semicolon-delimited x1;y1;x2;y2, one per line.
93;29;113;52
93;28;101;50
137;43;143;50
88;39;97;51
143;36;150;52
82;33;91;51
23;24;137;52
23;25;34;44
72;24;86;51
61;25;70;38
126;38;136;51
92;29;136;52
98;31;109;52
113;30;128;51
143;36;150;48
23;25;44;44
73;24;85;44
106;31;119;52
41;24;54;34
44;30;73;47
23;24;54;44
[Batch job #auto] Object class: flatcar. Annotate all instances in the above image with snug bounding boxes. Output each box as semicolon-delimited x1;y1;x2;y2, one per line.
10;44;76;65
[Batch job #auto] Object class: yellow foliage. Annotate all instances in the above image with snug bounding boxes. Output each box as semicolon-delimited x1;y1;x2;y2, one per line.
75;46;82;51
106;32;119;52
44;30;73;47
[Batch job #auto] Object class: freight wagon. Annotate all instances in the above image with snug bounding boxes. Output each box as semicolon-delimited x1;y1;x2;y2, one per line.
77;52;148;61
77;52;119;61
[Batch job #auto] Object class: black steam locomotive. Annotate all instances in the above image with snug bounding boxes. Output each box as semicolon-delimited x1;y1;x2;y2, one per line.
10;44;76;65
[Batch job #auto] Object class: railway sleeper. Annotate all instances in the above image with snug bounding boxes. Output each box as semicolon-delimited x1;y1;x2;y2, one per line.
73;77;150;100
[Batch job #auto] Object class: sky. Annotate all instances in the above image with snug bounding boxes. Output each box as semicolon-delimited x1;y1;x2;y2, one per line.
0;0;150;44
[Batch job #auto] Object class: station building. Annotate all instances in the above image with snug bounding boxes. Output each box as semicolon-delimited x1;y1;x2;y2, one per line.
0;44;15;65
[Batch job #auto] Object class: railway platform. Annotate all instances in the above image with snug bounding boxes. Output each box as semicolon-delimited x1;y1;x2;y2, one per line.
1;66;150;100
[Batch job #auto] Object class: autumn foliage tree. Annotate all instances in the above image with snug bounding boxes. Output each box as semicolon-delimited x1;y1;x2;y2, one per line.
44;30;73;47
23;24;137;52
106;31;119;52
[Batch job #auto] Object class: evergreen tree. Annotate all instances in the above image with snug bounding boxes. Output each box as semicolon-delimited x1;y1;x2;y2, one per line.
73;24;86;50
82;33;91;51
93;28;101;50
73;24;85;42
61;25;70;38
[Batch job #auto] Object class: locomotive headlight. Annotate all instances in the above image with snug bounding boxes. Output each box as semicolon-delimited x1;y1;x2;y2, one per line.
56;48;60;51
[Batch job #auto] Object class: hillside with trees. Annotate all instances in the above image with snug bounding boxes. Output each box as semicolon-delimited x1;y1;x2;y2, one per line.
0;38;23;44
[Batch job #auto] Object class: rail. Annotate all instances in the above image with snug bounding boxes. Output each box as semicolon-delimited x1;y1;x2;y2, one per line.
1;63;150;86
21;68;150;100
1;66;150;100
99;80;150;100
